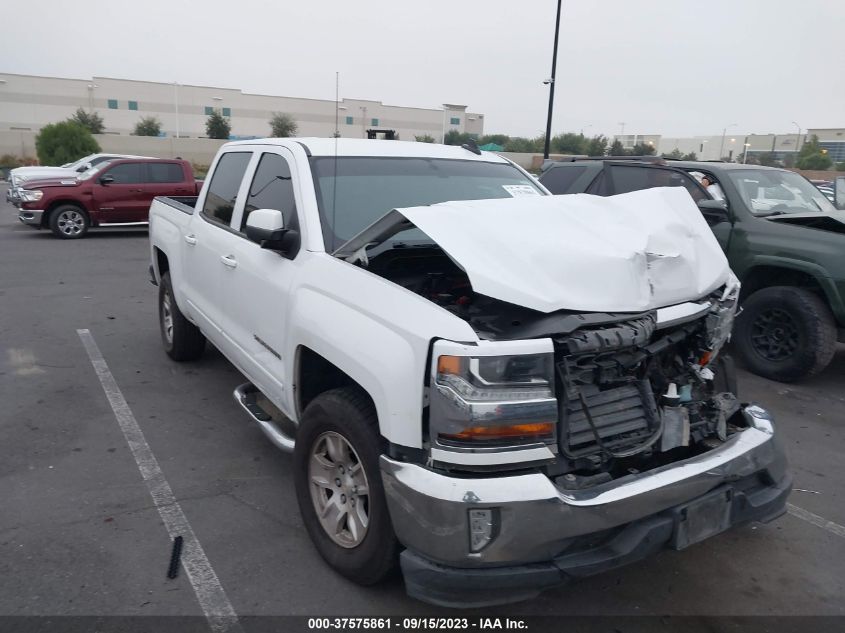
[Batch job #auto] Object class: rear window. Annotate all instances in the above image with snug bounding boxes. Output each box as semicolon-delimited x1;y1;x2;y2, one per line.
148;163;184;183
610;166;707;202
540;166;588;194
202;152;252;226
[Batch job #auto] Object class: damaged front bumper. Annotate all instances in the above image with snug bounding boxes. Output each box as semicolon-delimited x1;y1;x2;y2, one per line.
381;405;789;608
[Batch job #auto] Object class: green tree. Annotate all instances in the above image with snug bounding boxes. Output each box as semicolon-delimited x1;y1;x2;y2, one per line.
414;134;435;143
836;161;845;171
444;129;474;145
682;151;698;161
796;135;833;170
585;135;608;156
609;139;627;156
758;152;780;167
551;132;587;154
479;134;509;147
630;142;656;156
269;112;298;137
206;109;231;139
664;148;684;159
35;121;100;165
503;136;534;152
133;116;162;137
68;107;105;134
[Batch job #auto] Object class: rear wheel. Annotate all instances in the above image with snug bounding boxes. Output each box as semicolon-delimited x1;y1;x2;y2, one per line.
734;286;836;382
293;387;398;585
49;204;89;239
158;272;205;361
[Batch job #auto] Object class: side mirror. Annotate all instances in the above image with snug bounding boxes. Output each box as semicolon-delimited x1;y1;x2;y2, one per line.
245;208;300;257
835;177;845;211
99;175;115;185
77;163;92;173
697;198;729;224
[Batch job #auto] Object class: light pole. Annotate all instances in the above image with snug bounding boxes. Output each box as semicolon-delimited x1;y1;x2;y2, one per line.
792;121;802;155
173;82;180;138
743;141;751;164
719;123;737;160
334;72;340;138
542;0;563;159
580;124;592;136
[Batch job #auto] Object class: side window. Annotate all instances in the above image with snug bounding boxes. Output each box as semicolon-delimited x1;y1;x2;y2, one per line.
610;166;707;201
104;163;144;184
148;163;185;183
241;153;299;233
202;152;252;226
540;166;587;194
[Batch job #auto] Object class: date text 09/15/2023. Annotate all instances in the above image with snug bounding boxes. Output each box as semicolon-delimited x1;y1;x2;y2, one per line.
307;618;528;630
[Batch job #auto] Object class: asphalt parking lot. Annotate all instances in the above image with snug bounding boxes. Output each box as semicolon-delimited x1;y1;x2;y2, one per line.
1;192;844;629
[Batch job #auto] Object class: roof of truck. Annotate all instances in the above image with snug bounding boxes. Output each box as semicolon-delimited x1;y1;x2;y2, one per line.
223;137;510;162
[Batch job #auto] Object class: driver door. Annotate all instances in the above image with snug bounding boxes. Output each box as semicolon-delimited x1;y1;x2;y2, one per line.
92;161;147;223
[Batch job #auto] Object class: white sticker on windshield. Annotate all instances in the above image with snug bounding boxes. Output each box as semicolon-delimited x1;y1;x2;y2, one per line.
503;184;540;197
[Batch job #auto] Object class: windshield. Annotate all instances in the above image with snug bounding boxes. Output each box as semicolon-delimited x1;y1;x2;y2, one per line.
77;161;113;181
310;157;545;250
727;169;836;215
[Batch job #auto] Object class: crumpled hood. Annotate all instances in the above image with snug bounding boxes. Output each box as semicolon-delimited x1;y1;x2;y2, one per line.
396;187;730;314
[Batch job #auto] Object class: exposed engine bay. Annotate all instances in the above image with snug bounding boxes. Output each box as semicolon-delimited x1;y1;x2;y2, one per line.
365;245;743;483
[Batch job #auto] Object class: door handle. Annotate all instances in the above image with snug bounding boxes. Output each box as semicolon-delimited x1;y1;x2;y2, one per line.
220;255;238;269
184;234;197;246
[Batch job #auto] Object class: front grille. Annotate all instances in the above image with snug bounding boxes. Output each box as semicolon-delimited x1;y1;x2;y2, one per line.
555;314;661;460
560;381;659;458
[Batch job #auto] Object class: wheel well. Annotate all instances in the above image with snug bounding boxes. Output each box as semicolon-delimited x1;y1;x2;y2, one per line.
43;199;86;227
741;266;827;303
296;346;372;418
155;247;169;278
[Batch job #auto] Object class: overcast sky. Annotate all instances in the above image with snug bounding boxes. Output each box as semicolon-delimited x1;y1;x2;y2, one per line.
2;0;842;139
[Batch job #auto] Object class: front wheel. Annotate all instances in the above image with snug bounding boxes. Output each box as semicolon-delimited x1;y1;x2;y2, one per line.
49;204;89;239
734;286;836;382
293;387;398;585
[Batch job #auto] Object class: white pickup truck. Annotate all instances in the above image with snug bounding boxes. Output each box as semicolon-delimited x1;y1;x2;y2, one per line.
148;138;790;607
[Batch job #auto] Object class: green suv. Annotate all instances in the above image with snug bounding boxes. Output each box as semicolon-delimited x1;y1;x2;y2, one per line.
540;157;844;382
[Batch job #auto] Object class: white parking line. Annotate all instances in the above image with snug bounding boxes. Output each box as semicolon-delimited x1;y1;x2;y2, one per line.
78;329;242;633
787;503;845;539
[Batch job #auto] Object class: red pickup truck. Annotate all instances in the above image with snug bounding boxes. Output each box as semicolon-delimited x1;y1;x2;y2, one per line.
16;157;199;239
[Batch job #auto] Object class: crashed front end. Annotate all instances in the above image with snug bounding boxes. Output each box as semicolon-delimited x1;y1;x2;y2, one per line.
380;278;790;607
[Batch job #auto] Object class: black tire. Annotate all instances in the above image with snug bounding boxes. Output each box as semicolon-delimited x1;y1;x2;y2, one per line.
158;272;205;361
293;387;398;585
49;204;89;239
734;286;836;382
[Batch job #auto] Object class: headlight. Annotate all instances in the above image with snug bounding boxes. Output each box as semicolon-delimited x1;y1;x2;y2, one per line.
429;340;558;451
19;189;44;202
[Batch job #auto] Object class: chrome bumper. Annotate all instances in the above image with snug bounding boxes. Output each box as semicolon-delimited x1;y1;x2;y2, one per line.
18;209;44;226
380;406;788;569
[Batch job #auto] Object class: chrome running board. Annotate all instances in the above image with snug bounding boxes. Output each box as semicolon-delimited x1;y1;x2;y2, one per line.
233;383;295;452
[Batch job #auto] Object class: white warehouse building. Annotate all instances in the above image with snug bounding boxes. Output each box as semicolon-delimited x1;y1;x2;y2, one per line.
0;73;484;142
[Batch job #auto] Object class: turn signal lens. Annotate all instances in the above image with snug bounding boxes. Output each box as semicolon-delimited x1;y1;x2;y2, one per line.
440;422;555;442
699;351;712;366
437;355;462;375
